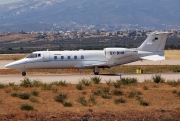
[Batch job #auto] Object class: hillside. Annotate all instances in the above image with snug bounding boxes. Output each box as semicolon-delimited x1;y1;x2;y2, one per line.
0;0;180;32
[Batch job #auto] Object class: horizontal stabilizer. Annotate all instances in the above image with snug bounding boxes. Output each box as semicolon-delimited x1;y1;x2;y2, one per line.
140;55;165;61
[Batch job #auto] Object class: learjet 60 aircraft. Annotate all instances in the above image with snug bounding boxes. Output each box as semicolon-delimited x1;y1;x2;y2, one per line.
5;32;168;76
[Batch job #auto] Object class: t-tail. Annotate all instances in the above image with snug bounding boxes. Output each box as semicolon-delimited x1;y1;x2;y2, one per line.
137;32;169;61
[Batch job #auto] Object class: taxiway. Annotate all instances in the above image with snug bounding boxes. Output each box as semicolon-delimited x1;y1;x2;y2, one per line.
0;73;179;84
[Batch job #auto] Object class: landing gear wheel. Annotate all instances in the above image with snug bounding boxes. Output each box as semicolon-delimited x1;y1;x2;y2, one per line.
22;71;26;76
94;72;99;75
93;66;99;75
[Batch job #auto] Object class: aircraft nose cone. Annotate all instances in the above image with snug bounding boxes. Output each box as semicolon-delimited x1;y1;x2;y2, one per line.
5;63;12;68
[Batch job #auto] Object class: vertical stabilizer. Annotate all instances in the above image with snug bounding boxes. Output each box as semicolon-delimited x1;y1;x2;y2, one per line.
138;32;168;52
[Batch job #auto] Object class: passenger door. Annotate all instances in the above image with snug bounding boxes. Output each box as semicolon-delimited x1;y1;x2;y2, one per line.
43;52;50;62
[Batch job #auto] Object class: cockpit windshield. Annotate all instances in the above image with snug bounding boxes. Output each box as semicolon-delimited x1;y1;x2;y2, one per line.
26;53;41;58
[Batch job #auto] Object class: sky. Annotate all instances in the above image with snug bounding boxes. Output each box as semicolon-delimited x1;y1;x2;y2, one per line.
0;0;23;5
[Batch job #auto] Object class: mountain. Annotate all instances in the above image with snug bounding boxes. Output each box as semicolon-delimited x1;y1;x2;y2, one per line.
0;0;180;32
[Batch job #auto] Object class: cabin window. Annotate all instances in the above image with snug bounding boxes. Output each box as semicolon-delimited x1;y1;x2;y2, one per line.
61;56;64;60
81;55;84;59
74;56;77;59
54;56;57;60
155;37;158;40
38;54;41;57
68;56;71;59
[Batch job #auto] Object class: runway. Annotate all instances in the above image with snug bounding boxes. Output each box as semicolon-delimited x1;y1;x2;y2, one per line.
0;73;179;84
0;60;180;69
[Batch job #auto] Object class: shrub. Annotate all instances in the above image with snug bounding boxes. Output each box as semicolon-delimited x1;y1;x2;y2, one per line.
11;93;19;97
51;81;68;87
41;84;52;90
13;85;20;90
76;84;83;90
8;82;15;86
112;89;123;96
20;78;33;87
172;90;177;94
128;90;136;98
21;104;34;110
77;96;88;106
166;80;180;87
113;81;121;88
143;86;149;90
102;87;110;94
29;97;39;103
63;102;73;107
93;89;102;96
32;80;43;87
114;98;126;104
89;95;97;104
80;78;91;86
102;94;112;99
55;93;67;103
106;80;113;86
152;75;165;83
91;76;101;84
140;100;149;106
31;90;39;96
18;93;31;100
0;83;6;89
120;77;138;85
52;87;58;93
136;95;142;101
137;91;142;95
177;91;180;97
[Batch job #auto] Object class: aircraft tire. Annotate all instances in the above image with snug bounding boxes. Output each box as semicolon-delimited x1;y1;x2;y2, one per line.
22;71;26;76
94;72;99;75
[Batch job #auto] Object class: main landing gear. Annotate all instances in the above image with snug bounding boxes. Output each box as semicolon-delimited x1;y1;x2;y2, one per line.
22;71;26;76
93;66;99;75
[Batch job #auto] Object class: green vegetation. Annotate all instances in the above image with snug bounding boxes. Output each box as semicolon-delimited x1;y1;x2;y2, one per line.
55;93;67;103
20;78;33;87
91;76;101;84
76;84;83;90
18;93;31;100
152;75;165;83
77;96;88;106
120;77;138;85
166;80;180;87
114;98;126;104
21;104;34;111
79;78;91;86
31;90;39;96
51;81;68;87
29;97;39;103
139;100;149;106
112;89;123;96
143;86;149;90
63;102;73;107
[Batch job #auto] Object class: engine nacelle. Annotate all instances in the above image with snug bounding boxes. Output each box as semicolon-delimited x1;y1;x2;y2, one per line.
104;48;126;58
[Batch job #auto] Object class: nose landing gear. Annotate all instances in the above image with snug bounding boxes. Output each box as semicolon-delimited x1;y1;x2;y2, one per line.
22;71;26;76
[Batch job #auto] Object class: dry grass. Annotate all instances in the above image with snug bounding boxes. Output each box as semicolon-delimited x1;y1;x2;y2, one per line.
0;81;179;120
0;54;27;60
165;50;180;59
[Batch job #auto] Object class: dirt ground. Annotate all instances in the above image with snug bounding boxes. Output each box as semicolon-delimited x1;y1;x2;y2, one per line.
0;82;180;120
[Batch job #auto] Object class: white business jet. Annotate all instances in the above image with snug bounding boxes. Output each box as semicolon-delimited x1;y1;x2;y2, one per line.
5;32;168;76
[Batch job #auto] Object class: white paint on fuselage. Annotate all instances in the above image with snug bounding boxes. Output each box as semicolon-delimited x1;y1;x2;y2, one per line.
6;50;108;70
